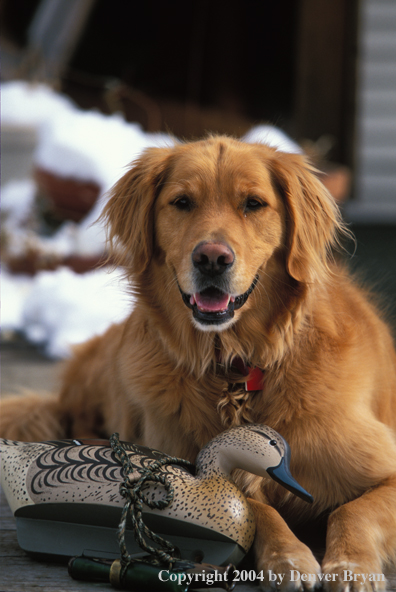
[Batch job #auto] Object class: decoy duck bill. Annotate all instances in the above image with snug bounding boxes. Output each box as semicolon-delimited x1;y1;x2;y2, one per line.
267;457;314;504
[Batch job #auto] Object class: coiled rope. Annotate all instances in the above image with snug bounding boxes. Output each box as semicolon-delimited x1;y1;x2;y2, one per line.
110;433;195;576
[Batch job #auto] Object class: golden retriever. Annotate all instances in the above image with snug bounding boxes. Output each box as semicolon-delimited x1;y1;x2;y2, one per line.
1;136;396;591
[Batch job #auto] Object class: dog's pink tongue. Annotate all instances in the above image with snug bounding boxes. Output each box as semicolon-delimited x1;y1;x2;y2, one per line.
194;291;230;312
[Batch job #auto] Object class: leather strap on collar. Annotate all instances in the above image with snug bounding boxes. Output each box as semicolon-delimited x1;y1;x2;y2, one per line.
230;356;265;391
215;347;264;391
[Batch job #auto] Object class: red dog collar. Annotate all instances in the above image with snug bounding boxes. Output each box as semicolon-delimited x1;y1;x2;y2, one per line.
230;357;265;391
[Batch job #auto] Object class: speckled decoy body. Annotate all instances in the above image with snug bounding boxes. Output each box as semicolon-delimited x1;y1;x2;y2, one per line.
0;424;312;564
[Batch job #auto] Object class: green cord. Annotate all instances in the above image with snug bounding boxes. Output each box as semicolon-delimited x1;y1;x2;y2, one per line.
110;433;195;577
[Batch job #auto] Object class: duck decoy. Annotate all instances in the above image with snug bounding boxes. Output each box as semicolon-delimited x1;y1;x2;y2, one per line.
0;424;312;567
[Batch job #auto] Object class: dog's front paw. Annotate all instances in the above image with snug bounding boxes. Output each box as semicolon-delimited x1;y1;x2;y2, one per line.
256;543;322;592
322;561;387;592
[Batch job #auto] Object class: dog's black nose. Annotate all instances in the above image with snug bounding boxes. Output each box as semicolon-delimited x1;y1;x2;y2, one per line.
192;241;234;276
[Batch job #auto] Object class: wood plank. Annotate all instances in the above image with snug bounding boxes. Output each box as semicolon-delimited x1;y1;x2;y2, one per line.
0;487;107;591
2;485;396;591
0;557;109;592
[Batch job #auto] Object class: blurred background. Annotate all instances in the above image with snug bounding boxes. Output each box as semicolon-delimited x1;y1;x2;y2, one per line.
1;0;396;389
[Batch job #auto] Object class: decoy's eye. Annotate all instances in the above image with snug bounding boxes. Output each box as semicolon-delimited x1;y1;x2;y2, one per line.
269;440;277;446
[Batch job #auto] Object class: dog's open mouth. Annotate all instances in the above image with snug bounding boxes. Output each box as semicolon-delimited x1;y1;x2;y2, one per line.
179;276;258;325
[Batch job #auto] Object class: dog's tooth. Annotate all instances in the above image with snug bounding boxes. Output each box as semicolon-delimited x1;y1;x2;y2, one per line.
190;295;196;306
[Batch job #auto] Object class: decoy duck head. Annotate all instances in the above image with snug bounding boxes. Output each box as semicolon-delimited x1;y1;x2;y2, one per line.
196;424;313;504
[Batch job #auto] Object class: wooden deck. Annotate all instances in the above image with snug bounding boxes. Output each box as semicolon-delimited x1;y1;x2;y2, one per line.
0;487;108;592
1;485;396;592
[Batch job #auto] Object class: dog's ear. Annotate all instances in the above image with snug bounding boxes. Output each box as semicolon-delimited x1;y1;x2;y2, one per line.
101;146;173;275
269;152;346;283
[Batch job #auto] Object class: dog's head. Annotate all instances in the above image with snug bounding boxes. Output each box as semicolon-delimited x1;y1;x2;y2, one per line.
103;136;344;332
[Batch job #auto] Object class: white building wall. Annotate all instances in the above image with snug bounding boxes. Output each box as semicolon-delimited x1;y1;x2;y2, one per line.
346;0;396;222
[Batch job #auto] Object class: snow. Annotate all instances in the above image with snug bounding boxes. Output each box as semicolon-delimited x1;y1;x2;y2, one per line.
1;80;174;189
35;108;173;189
243;124;301;154
1;80;301;358
1;81;175;262
1;271;34;334
1;81;76;128
1;179;37;228
2;267;132;359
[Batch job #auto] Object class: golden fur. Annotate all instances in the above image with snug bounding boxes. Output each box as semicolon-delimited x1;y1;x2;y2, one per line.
2;137;396;591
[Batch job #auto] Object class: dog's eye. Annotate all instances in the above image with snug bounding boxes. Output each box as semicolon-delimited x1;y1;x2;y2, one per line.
244;197;267;213
172;196;193;211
